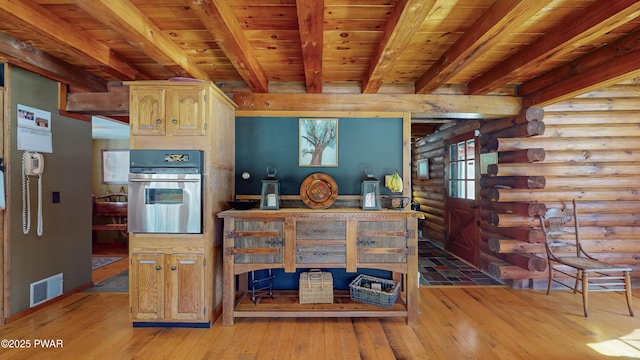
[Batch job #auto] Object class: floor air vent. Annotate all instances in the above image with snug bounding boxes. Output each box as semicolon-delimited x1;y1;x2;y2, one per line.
30;273;63;307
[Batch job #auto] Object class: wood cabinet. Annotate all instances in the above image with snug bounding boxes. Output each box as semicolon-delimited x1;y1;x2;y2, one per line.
218;209;423;326
125;80;237;327
129;85;207;136
130;253;205;321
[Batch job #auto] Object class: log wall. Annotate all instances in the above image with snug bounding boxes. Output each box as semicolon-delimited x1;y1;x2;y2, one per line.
412;81;640;285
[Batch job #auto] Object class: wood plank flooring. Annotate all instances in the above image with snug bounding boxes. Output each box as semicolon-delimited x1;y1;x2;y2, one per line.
0;287;639;359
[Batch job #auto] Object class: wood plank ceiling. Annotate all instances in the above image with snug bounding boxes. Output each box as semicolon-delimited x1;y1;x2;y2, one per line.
1;0;640;138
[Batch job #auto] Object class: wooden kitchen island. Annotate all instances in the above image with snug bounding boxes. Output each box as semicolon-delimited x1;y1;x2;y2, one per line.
218;208;423;326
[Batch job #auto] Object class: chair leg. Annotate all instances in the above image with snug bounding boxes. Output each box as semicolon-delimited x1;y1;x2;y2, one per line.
624;271;634;317
546;263;553;295
574;270;582;294
582;272;589;317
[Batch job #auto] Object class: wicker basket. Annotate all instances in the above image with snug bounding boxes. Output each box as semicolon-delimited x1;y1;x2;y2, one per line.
349;274;400;308
299;269;333;304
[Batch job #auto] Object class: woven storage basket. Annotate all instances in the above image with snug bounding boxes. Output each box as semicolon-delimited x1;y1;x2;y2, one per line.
349;274;400;308
299;269;333;304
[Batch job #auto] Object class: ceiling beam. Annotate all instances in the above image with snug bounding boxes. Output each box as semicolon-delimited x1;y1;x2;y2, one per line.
188;0;269;93
0;0;141;81
296;0;324;93
73;0;210;81
468;0;640;95
362;0;435;94
415;0;551;94
232;93;521;118
0;32;107;92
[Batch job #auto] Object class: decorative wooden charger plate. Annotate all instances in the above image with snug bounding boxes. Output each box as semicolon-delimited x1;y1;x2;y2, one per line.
300;173;339;209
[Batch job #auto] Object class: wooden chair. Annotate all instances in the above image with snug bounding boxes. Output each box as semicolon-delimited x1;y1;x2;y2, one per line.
538;199;634;317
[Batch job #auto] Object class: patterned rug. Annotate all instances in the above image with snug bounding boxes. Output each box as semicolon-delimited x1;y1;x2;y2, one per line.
91;256;124;271
418;241;504;286
85;271;128;292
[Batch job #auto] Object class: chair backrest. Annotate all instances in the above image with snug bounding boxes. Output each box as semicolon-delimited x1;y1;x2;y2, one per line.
539;200;581;258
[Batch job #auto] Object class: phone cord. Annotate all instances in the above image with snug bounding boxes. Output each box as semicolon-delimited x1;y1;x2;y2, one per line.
22;152;31;235
36;174;43;236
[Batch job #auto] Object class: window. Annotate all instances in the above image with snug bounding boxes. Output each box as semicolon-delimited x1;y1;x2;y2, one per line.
448;139;475;200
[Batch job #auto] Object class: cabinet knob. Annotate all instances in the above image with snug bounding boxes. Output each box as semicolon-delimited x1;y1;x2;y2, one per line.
155;265;161;270
171;266;177;271
155;119;162;124
172;119;178;124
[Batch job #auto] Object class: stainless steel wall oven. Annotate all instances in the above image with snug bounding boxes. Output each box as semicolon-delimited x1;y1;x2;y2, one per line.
128;150;204;234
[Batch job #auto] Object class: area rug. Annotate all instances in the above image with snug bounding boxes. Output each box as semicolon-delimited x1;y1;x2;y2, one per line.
418;241;504;286
84;271;128;292
91;256;124;271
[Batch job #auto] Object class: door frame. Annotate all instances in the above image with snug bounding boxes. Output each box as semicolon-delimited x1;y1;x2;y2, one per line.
443;130;481;266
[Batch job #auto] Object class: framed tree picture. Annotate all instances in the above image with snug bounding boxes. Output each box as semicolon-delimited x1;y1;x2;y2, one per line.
299;118;338;166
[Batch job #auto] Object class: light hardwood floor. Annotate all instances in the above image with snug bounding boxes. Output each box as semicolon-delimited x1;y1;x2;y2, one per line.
0;286;638;359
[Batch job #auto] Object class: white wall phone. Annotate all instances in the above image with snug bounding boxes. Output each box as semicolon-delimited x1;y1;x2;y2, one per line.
22;151;44;236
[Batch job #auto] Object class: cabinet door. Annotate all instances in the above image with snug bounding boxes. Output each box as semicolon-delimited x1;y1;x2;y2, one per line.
168;254;205;320
232;221;284;264
296;221;346;264
130;254;165;320
357;221;408;263
130;87;166;136
166;87;206;136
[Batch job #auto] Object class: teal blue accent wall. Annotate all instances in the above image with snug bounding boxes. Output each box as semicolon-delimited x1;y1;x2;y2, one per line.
235;116;403;195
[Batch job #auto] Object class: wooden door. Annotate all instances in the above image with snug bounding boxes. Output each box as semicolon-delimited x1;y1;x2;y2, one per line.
444;132;481;266
166;87;206;136
168;254;205;321
130;87;166;136
130;254;165;320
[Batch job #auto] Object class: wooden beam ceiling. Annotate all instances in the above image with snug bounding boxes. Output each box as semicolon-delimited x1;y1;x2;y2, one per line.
362;0;435;94
187;0;269;93
296;0;324;93
0;0;141;81
0;32;107;92
74;0;210;81
415;0;552;94
468;0;640;95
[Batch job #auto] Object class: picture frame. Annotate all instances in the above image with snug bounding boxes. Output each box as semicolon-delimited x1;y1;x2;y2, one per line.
102;149;129;184
417;159;429;179
299;118;338;166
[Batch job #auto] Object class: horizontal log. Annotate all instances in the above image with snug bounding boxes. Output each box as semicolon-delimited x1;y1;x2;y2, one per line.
488;238;544;253
479;200;546;217
486;137;640;152
479;107;544;135
544;124;640;138
487;163;640;177
543;149;640;163
480;240;546;272
542;111;640;125
544;200;640;214
546;239;640;253
498;149;545;163
488;262;547;280
549;227;640;240
479;121;545;146
544;176;640;188
423;228;444;242
483;189;640;202
480;220;545;243
487;213;539;228
480;175;545;189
